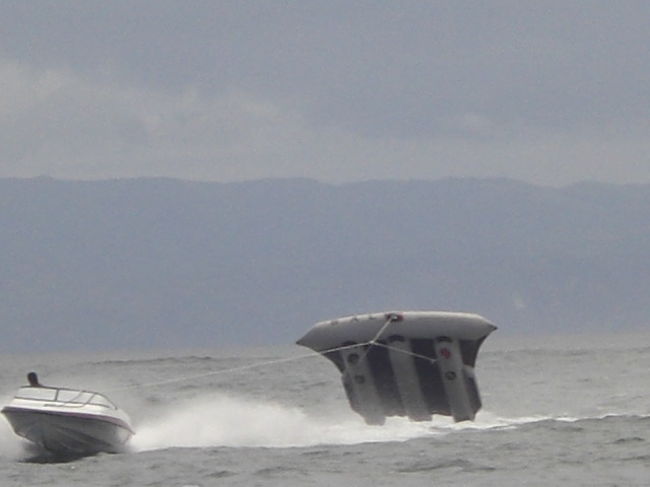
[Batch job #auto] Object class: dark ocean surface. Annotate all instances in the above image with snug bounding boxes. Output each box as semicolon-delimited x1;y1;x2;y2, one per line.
1;333;649;486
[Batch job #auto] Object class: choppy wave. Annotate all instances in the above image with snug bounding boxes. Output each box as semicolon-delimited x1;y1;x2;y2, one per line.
3;382;647;458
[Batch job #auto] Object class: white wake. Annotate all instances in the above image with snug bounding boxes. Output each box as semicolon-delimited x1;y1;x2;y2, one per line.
129;392;555;452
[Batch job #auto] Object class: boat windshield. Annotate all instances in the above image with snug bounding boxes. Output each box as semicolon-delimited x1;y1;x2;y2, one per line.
15;387;118;409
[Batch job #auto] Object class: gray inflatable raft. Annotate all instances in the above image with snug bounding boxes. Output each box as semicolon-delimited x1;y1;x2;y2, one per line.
297;311;497;424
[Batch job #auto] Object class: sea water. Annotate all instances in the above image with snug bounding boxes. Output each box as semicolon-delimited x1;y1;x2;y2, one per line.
1;332;649;486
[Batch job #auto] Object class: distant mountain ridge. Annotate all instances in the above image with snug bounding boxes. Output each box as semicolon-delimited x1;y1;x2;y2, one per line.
1;177;649;351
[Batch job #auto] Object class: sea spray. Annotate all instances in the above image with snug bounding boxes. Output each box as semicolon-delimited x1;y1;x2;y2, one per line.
0;416;23;459
130;392;438;451
128;391;566;452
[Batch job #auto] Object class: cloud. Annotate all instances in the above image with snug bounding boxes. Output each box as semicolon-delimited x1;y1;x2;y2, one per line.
2;2;650;185
0;61;305;179
0;56;648;186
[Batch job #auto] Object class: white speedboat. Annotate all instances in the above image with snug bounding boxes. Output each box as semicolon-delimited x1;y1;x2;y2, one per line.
2;378;134;456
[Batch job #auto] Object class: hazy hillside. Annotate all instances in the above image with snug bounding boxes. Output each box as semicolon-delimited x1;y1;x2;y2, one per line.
1;177;649;352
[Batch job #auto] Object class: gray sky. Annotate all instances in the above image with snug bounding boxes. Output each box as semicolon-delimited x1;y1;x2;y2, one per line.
1;1;648;186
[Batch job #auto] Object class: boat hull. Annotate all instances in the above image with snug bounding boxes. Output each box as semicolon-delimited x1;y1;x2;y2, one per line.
2;407;132;455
